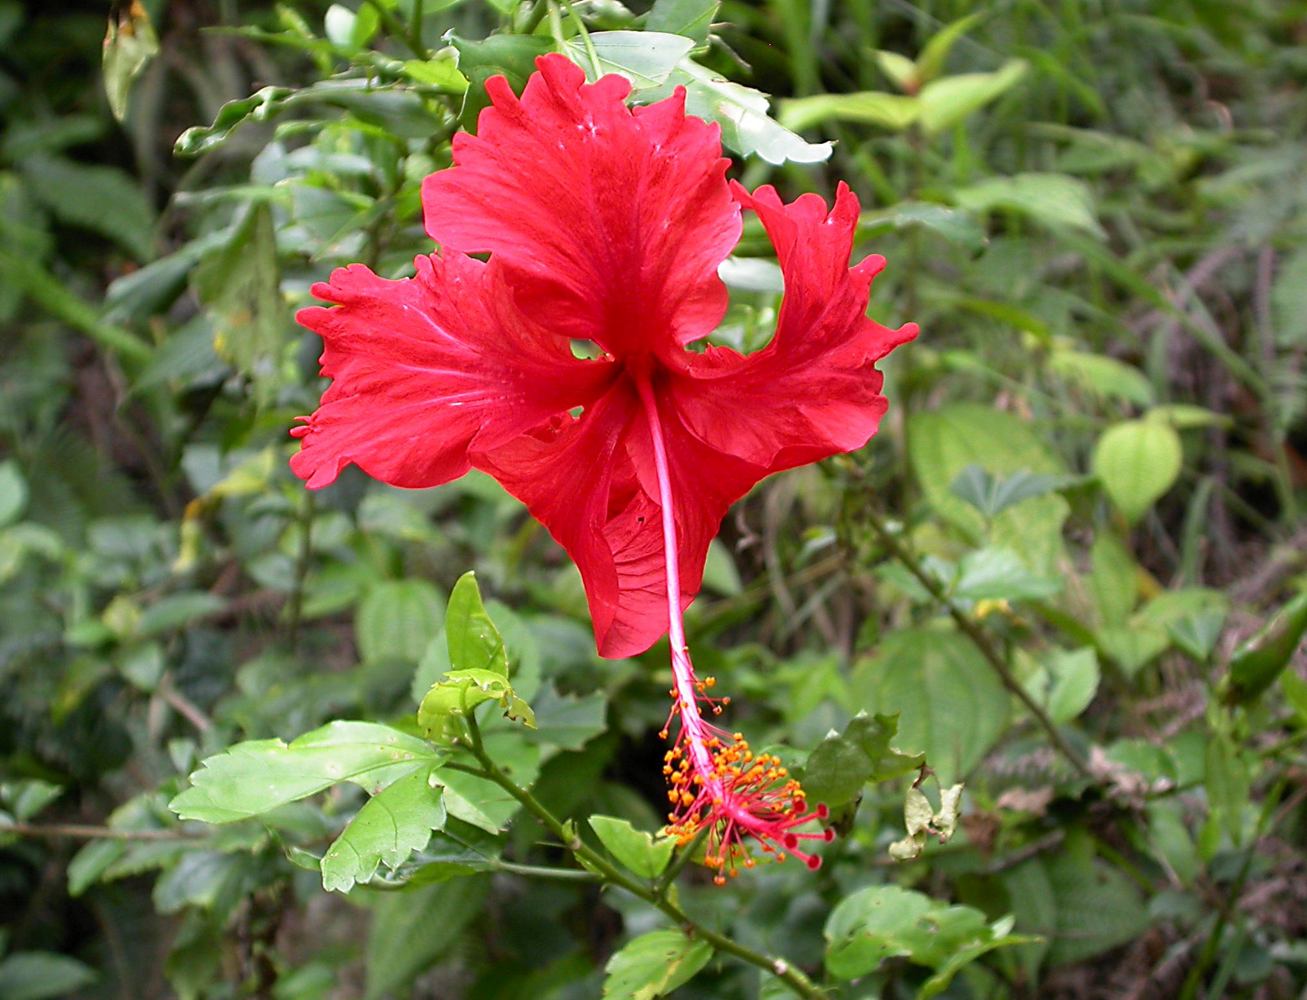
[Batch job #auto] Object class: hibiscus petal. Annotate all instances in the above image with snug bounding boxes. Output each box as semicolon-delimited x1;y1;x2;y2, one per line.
667;182;918;474
291;253;615;489
476;379;761;659
422;54;741;359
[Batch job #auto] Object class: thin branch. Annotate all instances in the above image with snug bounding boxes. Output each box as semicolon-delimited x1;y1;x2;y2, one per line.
862;506;1094;781
458;718;827;1000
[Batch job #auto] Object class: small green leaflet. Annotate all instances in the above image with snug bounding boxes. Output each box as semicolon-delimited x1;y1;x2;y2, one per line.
589;816;675;879
603;929;713;999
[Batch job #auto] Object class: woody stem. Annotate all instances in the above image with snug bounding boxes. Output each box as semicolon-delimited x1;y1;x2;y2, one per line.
633;376;719;785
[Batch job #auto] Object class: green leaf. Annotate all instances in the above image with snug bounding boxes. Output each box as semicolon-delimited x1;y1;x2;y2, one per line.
1049;350;1155;406
909;403;1069;575
1145;404;1232;430
449;34;555;130
526;683;607;752
1226;591;1307;704
952;173;1104;237
418;667;535;743
0;460;28;526
873;49;917;91
915;11;986;83
321;766;446;892
645;0;719;45
1271;246;1307;347
1281;670;1307;724
192;203;285;405
102;0;159;121
175;79;442;156
918;59;1027;134
563;31;695;89
1040;833;1149;965
1043;648;1100;724
356;579;445;663
949;466;1065;520
589;816;676;878
400;56;467;92
603;929;713;999
861;201;987;250
445;571;507;675
825;884;1027;989
137;591;225;638
170;721;439;823
954;547;1062;602
365;876;490;1000
1092;420;1183;523
669;59;832;164
0;952;97;1000
802;712;924;807
22;154;156;261
851;629;1010;784
432;735;540;832
779;91;919;132
1089;532;1137;627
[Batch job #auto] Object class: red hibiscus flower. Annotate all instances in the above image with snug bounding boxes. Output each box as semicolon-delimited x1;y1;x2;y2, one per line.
292;54;916;878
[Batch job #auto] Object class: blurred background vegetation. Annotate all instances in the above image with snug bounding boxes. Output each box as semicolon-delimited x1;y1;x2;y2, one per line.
1;0;1306;997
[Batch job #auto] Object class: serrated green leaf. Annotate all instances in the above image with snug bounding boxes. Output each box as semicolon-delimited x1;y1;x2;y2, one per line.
590;816;675;878
1092;420;1183;523
603;929;713;999
321;766;446;892
802;712;924;808
170;721;438;823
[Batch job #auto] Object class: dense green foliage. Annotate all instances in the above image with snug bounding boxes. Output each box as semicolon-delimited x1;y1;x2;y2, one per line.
2;0;1306;997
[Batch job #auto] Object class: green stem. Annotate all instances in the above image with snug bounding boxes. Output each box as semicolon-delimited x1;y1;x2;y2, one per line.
458;719;826;999
558;0;601;78
362;0;428;59
862;505;1094;781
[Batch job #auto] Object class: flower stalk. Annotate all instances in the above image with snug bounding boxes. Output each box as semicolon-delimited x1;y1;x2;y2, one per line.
635;376;833;882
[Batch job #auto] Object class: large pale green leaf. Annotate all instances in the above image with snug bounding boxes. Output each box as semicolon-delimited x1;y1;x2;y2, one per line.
355;579;445;663
170;721;438;823
801;712;924;808
668;59;832;164
851;629;1009;783
590;816;675;878
603;929;713;999
321;766;446;892
1092;419;1183;523
908;403;1068;574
